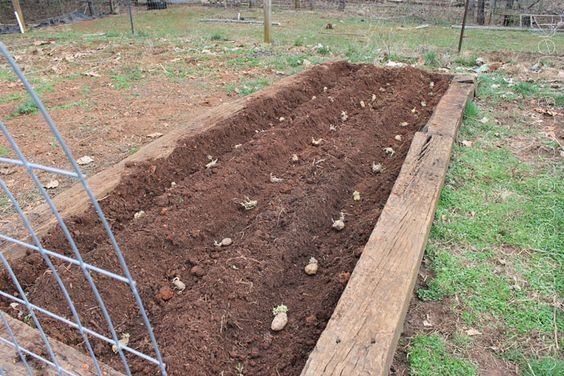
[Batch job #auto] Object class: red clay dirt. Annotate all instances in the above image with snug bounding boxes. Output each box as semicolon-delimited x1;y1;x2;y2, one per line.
0;62;450;375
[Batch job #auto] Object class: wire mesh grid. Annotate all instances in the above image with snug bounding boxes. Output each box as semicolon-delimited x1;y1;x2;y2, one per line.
0;41;166;375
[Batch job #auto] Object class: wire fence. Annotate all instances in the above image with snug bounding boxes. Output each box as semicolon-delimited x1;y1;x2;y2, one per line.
0;41;166;375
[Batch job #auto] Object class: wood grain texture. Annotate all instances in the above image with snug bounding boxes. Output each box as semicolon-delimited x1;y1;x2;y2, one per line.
301;77;475;376
0;314;123;375
0;67;321;261
426;77;475;138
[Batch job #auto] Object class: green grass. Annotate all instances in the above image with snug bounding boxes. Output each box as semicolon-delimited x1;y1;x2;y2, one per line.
454;54;478;67
0;146;9;157
128;145;139;154
112;68;144;89
210;32;225;41
423;50;440;67
0;92;25;104
226;78;271;96
51;100;89;111
409;334;477;376
13;100;39;116
416;97;563;373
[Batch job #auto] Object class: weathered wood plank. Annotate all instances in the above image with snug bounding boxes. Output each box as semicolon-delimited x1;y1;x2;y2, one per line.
0;314;123;375
425;77;475;138
301;77;475;376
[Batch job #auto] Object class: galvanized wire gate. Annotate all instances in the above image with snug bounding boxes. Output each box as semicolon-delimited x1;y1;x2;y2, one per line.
0;41;166;375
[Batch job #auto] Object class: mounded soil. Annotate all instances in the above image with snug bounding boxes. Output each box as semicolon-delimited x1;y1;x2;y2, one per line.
0;62;450;375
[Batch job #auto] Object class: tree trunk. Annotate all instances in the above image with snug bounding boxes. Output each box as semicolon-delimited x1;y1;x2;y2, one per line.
477;0;485;25
504;0;514;26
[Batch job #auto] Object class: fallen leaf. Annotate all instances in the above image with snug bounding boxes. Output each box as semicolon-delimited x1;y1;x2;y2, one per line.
534;107;556;116
466;328;482;336
461;140;473;147
77;155;94;165
44;179;59;189
0;168;16;175
82;71;101;78
147;132;163;139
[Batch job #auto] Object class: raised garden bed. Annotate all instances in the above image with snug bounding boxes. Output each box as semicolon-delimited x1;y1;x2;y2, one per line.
0;62;474;375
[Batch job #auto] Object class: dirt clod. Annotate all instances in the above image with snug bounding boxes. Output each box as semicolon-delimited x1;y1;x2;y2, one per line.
337;271;351;284
190;265;205;278
156;286;174;301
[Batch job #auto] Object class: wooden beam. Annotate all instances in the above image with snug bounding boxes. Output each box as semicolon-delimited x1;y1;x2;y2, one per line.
425;77;475;138
301;76;475;376
0;66;330;261
0;314;123;375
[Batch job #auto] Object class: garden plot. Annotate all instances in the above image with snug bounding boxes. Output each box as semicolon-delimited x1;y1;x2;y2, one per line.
1;62;454;375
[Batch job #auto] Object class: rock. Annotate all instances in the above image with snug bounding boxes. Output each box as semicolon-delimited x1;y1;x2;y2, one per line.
394;135;402;141
133;210;145;219
156;286;174;301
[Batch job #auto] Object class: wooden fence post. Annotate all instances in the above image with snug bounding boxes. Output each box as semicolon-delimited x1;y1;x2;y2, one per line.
10;0;26;33
264;0;272;43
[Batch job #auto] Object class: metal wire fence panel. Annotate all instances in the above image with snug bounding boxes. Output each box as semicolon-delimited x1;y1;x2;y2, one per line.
0;41;166;376
0;0;129;24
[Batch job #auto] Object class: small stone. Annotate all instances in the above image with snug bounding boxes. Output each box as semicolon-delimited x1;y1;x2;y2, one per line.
279;117;285;122
133;210;145;219
340;111;348;122
352;191;361;201
395;135;402;141
400;121;408;127
190;265;205;277
291;154;299;162
360;100;365;108
156;286;174;301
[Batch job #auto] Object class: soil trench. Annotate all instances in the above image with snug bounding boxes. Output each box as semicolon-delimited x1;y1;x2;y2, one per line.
0;62;451;375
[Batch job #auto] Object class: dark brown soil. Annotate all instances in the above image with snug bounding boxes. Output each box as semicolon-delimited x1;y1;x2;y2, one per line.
0;62;450;375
